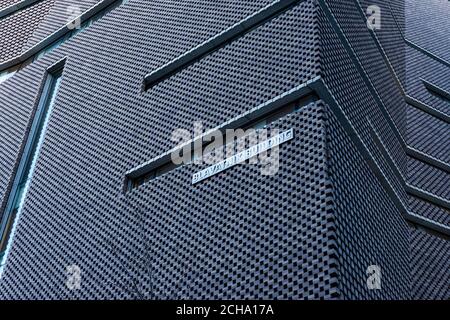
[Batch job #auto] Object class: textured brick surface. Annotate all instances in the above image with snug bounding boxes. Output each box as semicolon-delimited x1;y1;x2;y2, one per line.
324;0;408;144
407;157;450;201
408;196;450;227
0;0;103;64
411;229;450;299
0;100;339;299
0;0;22;10
405;0;450;63
0;61;50;218
358;0;406;83
318;2;407;201
406;105;450;164
23;0;102;51
0;0;54;62
0;0;332;299
327;105;410;300
405;47;450;117
320;0;448;300
0;0;448;300
403;0;450;300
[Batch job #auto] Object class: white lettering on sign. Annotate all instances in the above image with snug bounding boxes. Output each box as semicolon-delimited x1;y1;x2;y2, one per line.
192;129;294;184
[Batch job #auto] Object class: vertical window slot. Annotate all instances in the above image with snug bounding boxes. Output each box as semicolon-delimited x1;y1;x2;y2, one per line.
0;62;64;274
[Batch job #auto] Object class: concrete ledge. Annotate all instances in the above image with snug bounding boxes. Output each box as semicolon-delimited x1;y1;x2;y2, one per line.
406;146;450;174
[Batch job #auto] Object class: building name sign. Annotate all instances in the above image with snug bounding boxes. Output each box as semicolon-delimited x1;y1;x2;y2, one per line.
192;129;294;184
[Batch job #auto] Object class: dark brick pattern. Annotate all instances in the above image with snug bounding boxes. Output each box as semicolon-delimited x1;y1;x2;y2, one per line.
327;105;411;300
405;0;450;63
407;157;450;201
406;105;450;164
318;4;407;203
408;196;450;227
405;47;450;117
0;0;334;299
0;0;54;62
23;0;102;51
0;0;448;300
411;228;450;299
0;0;22;10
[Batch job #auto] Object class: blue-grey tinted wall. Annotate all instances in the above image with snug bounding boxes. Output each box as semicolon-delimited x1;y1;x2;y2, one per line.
0;0;448;299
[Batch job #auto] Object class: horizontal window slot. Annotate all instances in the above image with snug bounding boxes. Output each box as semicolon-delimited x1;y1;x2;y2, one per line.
125;92;318;192
0;0;41;20
422;79;450;104
406;184;450;212
406;146;450;175
143;0;301;90
129;161;179;190
0;0;129;76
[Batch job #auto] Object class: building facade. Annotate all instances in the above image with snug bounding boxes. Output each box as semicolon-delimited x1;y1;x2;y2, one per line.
0;0;448;299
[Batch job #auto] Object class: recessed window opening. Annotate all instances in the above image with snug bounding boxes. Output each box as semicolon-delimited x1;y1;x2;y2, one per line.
430;91;450;104
34;0;130;61
0;0;42;20
0;64;64;274
423;80;450;105
0;0;129;84
126;94;318;192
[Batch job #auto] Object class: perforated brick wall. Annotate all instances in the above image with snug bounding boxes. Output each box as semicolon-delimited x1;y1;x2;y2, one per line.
411;228;450;299
405;104;449;164
0;0;54;62
0;0;448;299
23;0;102;51
0;0;333;299
327;105;411;300
318;3;407;203
408;196;450;228
405;0;450;63
0;0;22;10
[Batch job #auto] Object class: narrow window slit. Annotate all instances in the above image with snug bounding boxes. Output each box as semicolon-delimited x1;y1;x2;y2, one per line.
0;61;65;273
